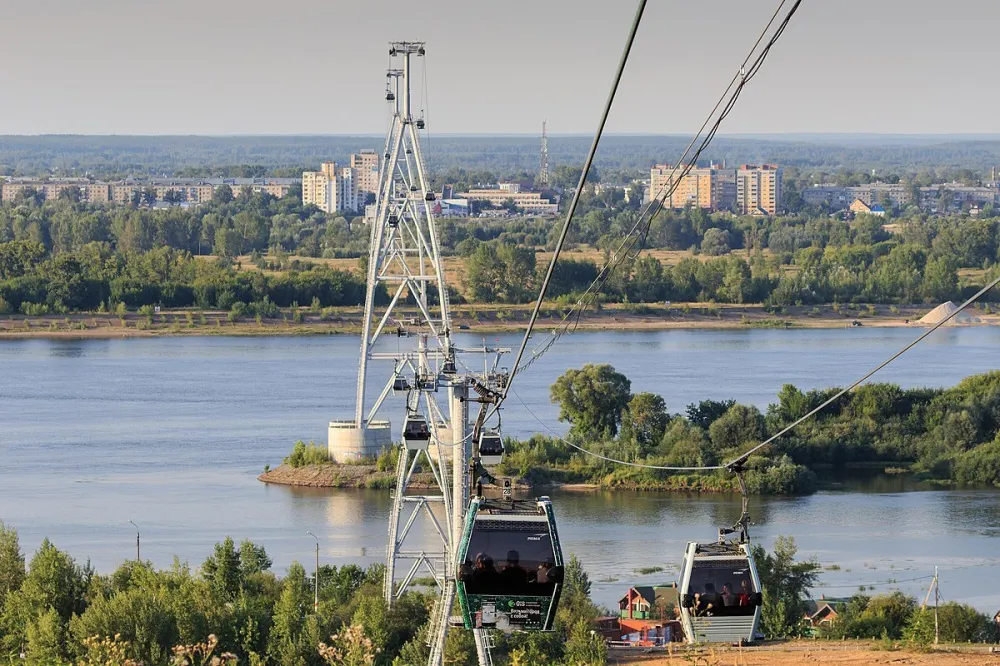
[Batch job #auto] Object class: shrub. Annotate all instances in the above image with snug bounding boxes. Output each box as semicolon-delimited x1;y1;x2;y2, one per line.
283;441;329;467
906;602;998;644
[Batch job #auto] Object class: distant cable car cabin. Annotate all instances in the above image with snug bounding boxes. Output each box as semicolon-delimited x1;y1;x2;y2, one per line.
457;497;564;632
392;376;410;393
416;118;426;129
478;430;504;466
402;413;431;451
425;192;436;201
678;541;762;644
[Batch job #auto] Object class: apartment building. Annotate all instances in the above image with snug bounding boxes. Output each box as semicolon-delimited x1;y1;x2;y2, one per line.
458;182;559;215
1;178;110;204
648;164;735;211
2;177;294;206
302;162;360;214
801;183;913;210
350;150;380;196
736;164;783;216
918;184;1000;213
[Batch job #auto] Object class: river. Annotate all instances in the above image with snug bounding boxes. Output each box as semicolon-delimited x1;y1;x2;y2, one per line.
1;328;999;611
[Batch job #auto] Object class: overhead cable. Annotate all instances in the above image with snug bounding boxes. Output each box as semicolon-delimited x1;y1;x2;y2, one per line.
511;0;803;380
502;0;650;410
513;274;1000;473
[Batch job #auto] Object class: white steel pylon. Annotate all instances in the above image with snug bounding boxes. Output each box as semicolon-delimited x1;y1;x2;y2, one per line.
355;40;453;431
354;42;491;666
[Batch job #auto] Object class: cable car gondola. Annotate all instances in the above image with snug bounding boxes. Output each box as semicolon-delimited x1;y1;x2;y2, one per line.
457;496;564;632
477;429;504;466
402;412;431;451
677;467;762;645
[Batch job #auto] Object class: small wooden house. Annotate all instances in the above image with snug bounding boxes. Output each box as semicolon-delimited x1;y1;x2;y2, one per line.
619;585;679;621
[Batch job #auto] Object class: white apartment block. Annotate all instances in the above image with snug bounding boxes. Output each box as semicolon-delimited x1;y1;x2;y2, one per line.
302;162;360;214
736;164;783;216
350;150;380;196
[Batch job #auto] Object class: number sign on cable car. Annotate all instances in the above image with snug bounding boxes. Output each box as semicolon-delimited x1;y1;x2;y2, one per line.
456;497;564;632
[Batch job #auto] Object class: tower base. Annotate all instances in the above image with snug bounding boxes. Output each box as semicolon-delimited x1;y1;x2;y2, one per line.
328;420;392;463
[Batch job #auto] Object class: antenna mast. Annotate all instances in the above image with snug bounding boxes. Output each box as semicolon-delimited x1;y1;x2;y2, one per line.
539;120;550;187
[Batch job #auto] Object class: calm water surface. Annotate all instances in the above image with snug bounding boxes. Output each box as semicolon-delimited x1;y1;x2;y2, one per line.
0;328;998;610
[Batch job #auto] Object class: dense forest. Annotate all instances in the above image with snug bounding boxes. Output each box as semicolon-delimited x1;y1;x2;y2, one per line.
5;134;1000;180
498;364;1000;493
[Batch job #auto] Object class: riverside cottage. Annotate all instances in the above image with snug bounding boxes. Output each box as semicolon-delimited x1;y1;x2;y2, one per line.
612;585;683;646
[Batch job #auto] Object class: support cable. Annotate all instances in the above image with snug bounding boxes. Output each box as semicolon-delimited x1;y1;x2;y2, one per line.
513;275;1000;472
512;0;803;380
496;0;802;417
501;0;649;407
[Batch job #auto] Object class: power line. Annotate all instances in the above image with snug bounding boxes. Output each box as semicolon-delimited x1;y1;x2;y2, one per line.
503;0;650;410
506;0;803;382
512;271;1000;473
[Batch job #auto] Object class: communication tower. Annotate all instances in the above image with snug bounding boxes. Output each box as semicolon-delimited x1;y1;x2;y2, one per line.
539;120;550;187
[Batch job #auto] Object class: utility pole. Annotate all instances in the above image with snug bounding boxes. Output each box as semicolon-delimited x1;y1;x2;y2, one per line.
307;532;319;612
933;566;939;646
128;520;140;561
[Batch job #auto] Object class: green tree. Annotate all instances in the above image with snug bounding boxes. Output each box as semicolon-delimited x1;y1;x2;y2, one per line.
620;392;669;454
708;404;765;455
0;522;25;607
266;562;313;666
202;537;242;601
701;227;731;256
25;607;63;666
550;364;632;440
751;536;819;638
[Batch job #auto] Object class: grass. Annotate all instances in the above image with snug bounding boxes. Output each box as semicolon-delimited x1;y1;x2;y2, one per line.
741;316;795;328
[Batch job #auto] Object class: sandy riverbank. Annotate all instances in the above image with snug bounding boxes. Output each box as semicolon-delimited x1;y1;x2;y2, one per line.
2;303;993;339
612;641;998;665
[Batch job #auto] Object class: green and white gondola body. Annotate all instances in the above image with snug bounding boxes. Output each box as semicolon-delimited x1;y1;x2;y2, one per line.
456;497;564;632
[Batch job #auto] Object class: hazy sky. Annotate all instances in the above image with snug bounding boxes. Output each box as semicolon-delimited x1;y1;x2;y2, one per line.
1;0;998;136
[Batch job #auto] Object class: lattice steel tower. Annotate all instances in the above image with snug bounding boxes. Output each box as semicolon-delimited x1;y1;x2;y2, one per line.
539;120;550;187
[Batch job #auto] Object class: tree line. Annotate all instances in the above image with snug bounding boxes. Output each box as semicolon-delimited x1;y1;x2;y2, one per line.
0;242;371;315
0;522;609;666
498;364;1000;493
460;208;1000;306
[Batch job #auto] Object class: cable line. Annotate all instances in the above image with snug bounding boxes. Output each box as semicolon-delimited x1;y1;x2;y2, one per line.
503;0;650;408
513;274;1000;473
504;0;804;386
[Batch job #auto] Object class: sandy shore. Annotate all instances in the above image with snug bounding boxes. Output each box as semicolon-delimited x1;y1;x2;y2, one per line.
2;303;993;339
613;641;997;665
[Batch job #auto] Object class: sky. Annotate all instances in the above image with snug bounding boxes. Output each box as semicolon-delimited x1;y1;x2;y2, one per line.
1;0;998;136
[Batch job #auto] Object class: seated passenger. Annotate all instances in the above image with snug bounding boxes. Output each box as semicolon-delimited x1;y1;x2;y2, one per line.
499;549;529;592
720;582;735;613
699;583;721;616
471;553;498;592
737;579;752;607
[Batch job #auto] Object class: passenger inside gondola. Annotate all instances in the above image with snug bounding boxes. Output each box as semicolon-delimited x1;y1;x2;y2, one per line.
460;524;561;597
685;562;758;617
500;550;529;591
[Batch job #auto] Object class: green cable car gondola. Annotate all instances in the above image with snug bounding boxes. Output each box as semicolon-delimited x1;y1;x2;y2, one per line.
456;496;564;632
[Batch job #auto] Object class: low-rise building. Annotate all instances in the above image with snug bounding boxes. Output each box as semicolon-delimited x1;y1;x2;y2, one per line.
615;585;682;646
919;183;999;213
459;182;558;214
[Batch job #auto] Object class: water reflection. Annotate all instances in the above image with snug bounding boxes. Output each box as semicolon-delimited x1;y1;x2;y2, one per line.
2;333;1000;612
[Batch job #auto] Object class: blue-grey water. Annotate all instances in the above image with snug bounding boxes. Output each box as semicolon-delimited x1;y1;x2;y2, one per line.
1;328;999;611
